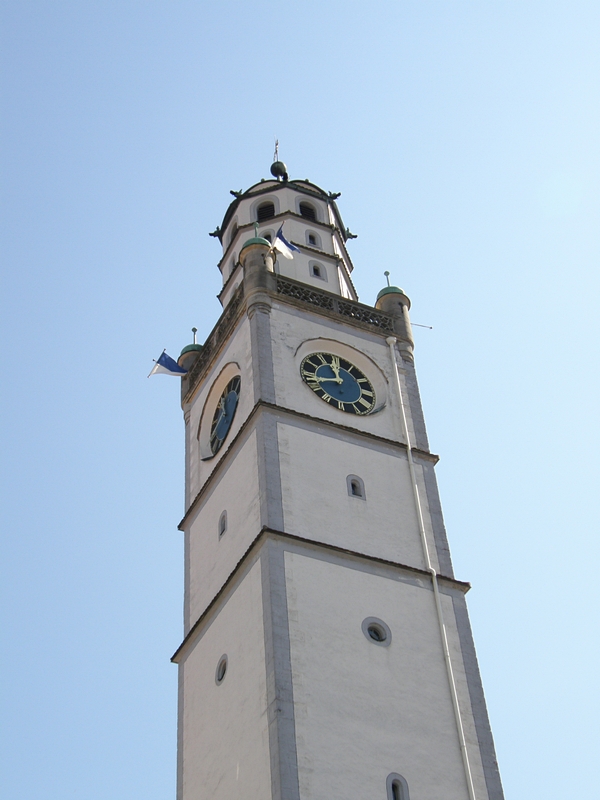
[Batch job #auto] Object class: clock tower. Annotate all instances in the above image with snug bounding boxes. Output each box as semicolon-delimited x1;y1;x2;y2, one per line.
171;161;505;800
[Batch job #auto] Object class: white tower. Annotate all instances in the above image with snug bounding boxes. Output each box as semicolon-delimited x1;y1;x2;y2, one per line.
171;161;504;800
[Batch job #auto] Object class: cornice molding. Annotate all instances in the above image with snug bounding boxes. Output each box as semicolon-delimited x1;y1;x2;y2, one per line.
218;180;348;245
178;399;438;531
171;526;469;663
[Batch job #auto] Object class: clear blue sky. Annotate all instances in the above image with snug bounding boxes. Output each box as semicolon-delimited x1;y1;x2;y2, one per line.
2;2;598;798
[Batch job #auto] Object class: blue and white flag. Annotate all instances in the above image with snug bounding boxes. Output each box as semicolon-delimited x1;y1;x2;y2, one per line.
148;350;188;377
273;224;301;260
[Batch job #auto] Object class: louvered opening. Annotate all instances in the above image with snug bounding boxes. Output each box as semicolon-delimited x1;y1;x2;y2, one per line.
257;202;275;221
299;202;317;221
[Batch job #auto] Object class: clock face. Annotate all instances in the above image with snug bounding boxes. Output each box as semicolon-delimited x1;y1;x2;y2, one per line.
210;376;241;455
300;353;375;415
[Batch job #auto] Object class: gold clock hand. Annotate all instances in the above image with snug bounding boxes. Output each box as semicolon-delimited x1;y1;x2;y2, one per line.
330;356;342;381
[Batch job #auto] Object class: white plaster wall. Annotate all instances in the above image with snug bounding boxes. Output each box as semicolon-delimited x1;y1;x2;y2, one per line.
181;560;271;800
273;249;343;294
284;552;471;800
278;423;425;569
185;314;253;505
269;304;420;448
187;429;261;627
219;247;342;308
267;216;353;297
444;592;489;799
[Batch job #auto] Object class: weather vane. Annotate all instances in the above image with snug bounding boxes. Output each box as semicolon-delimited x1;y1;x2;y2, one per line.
273;138;279;162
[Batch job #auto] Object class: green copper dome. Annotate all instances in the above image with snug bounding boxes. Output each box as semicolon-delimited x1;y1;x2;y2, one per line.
240;236;271;249
376;285;405;301
179;343;203;358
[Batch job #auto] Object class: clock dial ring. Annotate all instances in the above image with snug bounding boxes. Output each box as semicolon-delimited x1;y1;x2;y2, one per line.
300;352;375;415
209;375;241;454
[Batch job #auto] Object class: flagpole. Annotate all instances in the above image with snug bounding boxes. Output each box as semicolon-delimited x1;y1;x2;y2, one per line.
147;349;166;378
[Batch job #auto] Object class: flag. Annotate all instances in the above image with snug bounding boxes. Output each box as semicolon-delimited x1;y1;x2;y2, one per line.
148;350;188;377
273;224;301;260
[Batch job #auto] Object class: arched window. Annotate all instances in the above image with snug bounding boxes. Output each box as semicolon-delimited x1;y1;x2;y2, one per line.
299;201;317;221
263;232;272;242
218;511;227;538
347;474;366;499
257;202;275;221
228;222;238;246
306;230;321;248
386;774;410;800
309;261;327;282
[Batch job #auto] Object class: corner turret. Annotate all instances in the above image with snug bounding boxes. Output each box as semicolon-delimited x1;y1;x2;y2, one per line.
375;277;414;359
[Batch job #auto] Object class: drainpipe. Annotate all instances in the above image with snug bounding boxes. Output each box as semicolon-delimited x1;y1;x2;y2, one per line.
386;336;477;800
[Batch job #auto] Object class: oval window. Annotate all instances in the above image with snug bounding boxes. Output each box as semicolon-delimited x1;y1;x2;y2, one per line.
361;617;392;647
215;655;228;685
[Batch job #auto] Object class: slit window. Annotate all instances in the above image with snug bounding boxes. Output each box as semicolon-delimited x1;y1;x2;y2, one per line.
218;511;227;538
308;233;316;245
215;655;228;685
257;202;275;221
299;202;317;221
229;223;238;246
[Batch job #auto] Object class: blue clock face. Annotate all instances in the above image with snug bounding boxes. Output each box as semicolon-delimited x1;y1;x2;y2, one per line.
210;376;241;454
300;353;375;415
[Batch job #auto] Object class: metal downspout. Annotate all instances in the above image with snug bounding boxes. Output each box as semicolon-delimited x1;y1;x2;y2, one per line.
386;336;477;800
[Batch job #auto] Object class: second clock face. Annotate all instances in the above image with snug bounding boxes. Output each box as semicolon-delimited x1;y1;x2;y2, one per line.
300;353;375;415
210;375;241;455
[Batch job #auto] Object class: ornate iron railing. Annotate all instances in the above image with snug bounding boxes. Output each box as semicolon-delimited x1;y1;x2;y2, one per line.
276;277;394;332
